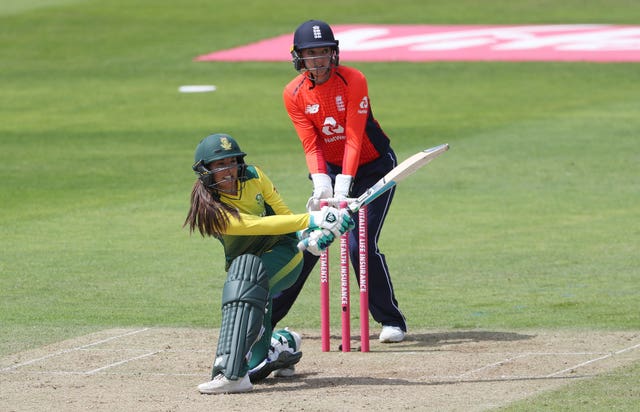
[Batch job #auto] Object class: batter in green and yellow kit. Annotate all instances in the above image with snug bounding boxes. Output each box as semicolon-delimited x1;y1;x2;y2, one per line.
184;133;354;395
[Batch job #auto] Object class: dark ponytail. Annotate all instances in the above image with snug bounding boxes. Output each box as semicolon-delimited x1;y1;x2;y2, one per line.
183;180;240;238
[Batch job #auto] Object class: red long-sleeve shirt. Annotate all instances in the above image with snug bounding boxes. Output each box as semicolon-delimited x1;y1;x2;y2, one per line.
283;66;390;177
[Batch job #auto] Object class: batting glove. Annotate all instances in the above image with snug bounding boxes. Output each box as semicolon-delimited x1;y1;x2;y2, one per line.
309;206;355;238
296;229;310;241
302;229;335;256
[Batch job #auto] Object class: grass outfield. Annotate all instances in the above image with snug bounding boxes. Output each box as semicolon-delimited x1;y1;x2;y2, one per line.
1;0;639;409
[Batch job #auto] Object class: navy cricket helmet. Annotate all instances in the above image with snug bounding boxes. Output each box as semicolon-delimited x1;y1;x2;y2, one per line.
291;20;340;72
293;20;339;50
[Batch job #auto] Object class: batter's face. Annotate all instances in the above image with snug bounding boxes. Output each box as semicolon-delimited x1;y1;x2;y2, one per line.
300;47;333;84
207;157;238;195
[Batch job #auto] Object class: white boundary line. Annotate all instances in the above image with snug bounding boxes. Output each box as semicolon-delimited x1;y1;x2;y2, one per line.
0;328;150;372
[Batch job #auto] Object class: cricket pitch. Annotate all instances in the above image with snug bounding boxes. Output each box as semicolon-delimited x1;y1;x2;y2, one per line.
1;328;639;411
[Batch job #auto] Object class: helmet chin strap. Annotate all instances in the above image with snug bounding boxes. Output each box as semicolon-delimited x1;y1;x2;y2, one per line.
304;66;333;87
211;179;239;196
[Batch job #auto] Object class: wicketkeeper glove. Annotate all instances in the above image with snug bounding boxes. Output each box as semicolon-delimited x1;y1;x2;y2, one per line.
300;229;335;256
333;174;353;201
307;173;333;211
308;206;355;238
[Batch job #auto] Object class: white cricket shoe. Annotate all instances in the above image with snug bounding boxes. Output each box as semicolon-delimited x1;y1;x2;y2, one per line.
379;326;405;343
198;373;252;395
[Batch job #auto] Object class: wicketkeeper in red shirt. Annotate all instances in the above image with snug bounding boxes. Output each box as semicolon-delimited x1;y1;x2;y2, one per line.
271;19;407;344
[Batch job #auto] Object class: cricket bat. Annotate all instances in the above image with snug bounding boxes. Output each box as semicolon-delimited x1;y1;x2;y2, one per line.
346;143;449;213
298;143;449;251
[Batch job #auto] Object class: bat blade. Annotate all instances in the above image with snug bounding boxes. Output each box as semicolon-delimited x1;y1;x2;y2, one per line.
297;143;449;251
348;143;449;213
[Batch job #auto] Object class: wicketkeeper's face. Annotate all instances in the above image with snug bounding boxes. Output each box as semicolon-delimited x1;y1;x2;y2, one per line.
300;47;333;84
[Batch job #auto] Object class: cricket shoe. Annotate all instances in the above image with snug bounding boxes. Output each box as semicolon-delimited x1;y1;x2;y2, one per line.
273;365;295;378
249;328;302;383
379;325;405;343
198;373;252;395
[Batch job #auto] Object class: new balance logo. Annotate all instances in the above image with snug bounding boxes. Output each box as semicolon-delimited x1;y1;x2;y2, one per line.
305;104;320;114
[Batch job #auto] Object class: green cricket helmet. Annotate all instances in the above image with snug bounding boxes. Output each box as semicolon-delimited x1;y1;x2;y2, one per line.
192;133;247;191
194;133;246;165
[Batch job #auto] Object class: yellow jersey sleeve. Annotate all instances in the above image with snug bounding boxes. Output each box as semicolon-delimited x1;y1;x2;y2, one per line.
224;212;310;236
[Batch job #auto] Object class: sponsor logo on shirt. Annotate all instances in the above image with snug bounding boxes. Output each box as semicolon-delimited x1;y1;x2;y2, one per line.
324;135;346;143
322;116;346;142
305;104;320;114
358;96;369;114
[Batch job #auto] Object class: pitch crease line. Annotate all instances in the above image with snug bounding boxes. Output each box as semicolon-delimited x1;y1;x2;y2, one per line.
85;350;162;375
455;353;530;378
2;369;202;377
546;341;640;378
0;328;150;372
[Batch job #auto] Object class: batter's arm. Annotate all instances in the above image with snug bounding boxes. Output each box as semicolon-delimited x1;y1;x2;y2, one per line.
224;213;310;236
